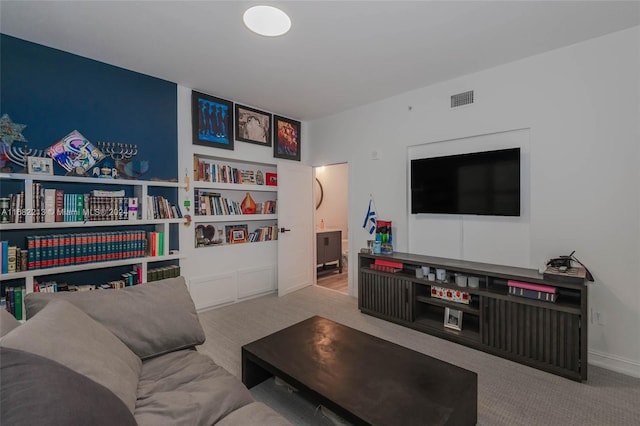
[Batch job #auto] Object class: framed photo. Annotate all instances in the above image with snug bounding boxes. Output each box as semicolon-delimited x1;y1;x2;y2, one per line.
273;115;301;161
265;172;277;186
27;156;54;175
235;104;272;146
444;307;463;331
225;224;248;244
192;91;234;150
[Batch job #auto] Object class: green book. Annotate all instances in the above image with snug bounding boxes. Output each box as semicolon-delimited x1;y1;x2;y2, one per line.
158;232;164;256
13;287;23;320
76;194;84;222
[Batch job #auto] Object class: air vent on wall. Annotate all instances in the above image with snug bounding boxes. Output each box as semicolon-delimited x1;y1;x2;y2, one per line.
451;90;474;108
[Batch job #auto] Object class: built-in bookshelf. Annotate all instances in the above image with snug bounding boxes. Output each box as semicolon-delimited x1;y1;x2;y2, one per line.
181;152;279;311
192;155;277;248
0;173;187;295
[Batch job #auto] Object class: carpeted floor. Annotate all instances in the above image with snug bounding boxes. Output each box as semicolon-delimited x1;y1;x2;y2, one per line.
197;286;640;426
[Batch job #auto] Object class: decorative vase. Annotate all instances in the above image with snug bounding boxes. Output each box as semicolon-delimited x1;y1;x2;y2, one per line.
241;192;257;214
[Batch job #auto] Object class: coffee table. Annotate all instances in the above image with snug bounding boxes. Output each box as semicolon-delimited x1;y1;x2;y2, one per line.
242;316;477;425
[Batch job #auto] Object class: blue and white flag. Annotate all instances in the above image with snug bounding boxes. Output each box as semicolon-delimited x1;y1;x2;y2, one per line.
362;196;377;235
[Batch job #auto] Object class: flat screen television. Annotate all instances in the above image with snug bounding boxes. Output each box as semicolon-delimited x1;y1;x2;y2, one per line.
411;147;520;216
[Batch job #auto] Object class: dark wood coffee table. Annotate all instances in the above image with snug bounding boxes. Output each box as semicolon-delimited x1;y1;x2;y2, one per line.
242;316;477;425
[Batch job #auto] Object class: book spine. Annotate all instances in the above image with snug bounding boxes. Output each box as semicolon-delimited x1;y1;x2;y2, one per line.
55;189;64;222
44;188;56;223
51;235;59;267
507;280;556;293
509;286;558;302
76;194;84;222
128;197;138;220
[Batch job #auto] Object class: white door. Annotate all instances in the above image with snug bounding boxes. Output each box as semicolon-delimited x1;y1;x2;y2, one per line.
277;161;314;296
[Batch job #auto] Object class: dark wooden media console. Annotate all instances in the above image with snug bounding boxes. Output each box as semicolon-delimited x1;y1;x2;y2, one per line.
358;252;589;381
242;316;477;425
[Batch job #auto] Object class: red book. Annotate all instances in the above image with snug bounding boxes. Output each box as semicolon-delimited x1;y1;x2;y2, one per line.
150;232;157;257
507;280;556;294
374;259;404;269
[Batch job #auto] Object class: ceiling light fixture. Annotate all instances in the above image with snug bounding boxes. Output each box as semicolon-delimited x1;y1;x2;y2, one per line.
243;5;291;37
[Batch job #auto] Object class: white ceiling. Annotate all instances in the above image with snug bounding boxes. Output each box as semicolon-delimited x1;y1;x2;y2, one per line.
2;1;639;120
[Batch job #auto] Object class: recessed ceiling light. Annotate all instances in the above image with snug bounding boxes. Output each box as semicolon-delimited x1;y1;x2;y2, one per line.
243;5;291;37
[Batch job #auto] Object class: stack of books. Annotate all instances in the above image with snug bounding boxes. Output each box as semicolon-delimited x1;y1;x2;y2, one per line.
507;280;557;303
369;259;403;273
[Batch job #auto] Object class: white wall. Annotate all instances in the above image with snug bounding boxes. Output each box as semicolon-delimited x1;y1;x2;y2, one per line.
315;163;348;240
307;27;640;377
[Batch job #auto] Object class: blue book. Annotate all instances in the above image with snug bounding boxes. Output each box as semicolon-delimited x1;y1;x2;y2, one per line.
1;240;8;274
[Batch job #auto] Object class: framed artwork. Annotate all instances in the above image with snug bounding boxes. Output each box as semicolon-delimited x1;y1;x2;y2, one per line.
265;172;277;186
444;307;463;331
27;156;54;175
47;130;105;174
225;224;248;244
192;91;234;150
235;104;272;146
273;115;301;161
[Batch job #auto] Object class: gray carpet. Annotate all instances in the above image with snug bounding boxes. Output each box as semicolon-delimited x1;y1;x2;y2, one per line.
197;286;640;425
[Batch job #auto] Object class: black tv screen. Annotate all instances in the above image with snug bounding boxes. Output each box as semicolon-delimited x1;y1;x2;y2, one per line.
411;148;520;216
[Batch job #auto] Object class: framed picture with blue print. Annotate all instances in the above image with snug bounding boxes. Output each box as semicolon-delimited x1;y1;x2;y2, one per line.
192;91;234;150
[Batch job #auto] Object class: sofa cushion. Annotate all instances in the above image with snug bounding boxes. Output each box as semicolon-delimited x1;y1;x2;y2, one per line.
216;402;292;426
25;276;205;359
0;308;21;337
0;300;141;412
135;349;255;426
0;346;137;426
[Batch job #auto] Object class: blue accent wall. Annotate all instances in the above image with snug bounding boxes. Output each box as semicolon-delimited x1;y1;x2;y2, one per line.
1;34;177;179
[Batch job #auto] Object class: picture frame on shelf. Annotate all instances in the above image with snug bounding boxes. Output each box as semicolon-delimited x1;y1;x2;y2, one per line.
444;307;463;331
265;172;277;186
225;224;248;244
235;104;272;147
191;91;234;150
273;115;301;161
26;156;54;175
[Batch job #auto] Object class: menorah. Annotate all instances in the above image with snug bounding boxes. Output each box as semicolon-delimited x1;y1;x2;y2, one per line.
96;142;138;161
0;142;45;168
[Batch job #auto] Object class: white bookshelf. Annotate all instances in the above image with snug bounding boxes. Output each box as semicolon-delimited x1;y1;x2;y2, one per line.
183;152;279;311
0;173;187;293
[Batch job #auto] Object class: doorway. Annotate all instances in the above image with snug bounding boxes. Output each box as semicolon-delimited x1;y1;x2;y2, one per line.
314;163;349;294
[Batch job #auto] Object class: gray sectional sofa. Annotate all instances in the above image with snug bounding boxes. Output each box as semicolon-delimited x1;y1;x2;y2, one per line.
0;276;291;426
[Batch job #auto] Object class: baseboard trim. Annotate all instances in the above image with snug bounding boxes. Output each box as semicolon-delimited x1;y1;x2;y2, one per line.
589;349;640;378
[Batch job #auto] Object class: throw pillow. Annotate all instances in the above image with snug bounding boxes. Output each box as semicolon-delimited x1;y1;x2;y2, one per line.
0;300;141;412
0;308;21;337
0;346;137;426
25;276;205;360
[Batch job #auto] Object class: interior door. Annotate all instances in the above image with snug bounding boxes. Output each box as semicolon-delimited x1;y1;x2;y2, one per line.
277;161;314;296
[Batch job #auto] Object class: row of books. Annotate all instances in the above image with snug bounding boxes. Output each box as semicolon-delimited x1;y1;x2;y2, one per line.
2;287;25;320
0;231;165;273
247;225;279;242
1;188;182;223
0;192;25;223
507;280;558;303
194;190;276;216
145;195;183;220
25;231;151;269
194;158;260;184
1;242;28;273
148;265;181;282
32;185;140;222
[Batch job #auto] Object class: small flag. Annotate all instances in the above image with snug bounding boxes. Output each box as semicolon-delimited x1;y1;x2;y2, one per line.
363;196;377;235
